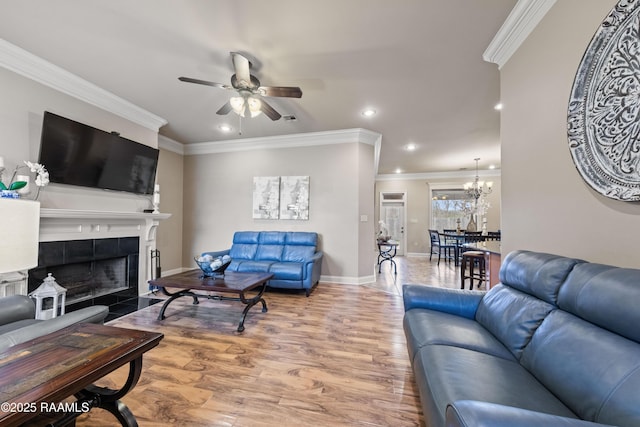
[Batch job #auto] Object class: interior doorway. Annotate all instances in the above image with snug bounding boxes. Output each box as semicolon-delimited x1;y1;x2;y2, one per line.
379;192;406;256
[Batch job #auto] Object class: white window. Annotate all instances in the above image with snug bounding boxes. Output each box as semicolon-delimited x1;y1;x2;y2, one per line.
431;189;472;231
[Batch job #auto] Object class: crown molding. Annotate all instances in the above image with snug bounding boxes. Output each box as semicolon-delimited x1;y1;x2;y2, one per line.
376;169;501;182
183;128;381;156
158;134;185;155
0;38;168;132
483;0;557;69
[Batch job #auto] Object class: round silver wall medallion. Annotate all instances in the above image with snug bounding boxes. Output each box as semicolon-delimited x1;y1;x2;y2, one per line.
568;0;640;201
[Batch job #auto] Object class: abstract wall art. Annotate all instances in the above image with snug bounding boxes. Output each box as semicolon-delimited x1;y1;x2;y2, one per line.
252;176;280;219
279;176;310;220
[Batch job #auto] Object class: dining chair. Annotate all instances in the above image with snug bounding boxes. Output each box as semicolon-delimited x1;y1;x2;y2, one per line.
428;230;456;265
463;230;483;243
460;250;487;290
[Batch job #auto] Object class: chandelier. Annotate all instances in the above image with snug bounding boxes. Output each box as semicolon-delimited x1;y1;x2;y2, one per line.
464;158;493;203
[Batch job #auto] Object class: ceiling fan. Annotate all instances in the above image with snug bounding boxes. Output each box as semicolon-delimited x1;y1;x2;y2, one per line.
178;52;302;121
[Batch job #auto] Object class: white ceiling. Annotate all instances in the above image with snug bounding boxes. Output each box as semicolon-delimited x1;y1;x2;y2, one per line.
0;0;516;175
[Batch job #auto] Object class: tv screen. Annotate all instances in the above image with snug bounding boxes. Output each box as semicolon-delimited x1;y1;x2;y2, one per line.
38;111;159;195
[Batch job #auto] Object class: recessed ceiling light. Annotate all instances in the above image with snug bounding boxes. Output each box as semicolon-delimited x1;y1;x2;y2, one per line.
489;164;496;170
395;168;402;174
219;124;232;132
405;143;417;151
494;103;503;111
362;108;377;117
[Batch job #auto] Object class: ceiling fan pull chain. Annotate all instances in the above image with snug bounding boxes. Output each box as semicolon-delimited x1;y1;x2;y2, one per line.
238;114;242;136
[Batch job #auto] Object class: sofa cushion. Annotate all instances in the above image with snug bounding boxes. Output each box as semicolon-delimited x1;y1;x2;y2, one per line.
269;262;303;280
476;284;555;360
414;345;577;427
285;231;317;246
258;231;286;245
236;260;273;273
499;250;584;305
558;262;640;343
233;231;260;244
403;309;515;363
282;245;315;262
255;244;284;261
520;310;640;426
230;244;258;261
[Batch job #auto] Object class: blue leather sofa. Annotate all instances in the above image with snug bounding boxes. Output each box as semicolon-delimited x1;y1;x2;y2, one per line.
204;231;322;296
403;250;640;427
0;295;108;352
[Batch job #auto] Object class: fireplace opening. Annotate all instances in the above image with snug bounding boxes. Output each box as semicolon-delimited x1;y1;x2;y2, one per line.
28;237;139;309
43;257;128;304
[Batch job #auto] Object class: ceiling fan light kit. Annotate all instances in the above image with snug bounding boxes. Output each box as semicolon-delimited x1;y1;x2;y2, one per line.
179;51;302;122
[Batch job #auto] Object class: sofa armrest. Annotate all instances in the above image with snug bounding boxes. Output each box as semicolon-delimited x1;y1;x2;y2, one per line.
446;401;614;427
306;251;323;265
0;305;108;352
402;284;484;320
0;295;36;326
303;251;323;287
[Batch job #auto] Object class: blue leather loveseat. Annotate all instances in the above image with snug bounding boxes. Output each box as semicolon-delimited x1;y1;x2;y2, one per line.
403;250;640;427
204;231;322;296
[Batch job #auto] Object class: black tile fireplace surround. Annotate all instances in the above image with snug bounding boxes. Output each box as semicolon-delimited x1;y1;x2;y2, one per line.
28;237;144;320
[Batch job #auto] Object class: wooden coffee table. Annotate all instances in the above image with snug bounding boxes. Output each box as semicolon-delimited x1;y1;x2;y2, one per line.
149;270;273;332
0;323;163;427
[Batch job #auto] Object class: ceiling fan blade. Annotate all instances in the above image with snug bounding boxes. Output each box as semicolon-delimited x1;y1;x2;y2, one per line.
178;76;231;90
260;99;282;121
230;52;253;88
258;86;303;98
216;101;233;115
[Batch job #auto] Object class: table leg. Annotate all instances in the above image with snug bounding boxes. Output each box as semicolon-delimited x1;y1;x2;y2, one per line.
157;287;192;320
66;357;143;427
237;282;268;332
377;246;397;274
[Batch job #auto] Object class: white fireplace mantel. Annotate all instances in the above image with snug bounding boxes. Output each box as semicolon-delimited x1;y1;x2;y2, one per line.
38;209;171;295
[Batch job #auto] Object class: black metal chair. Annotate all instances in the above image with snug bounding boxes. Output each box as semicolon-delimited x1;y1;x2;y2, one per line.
428;230;456;265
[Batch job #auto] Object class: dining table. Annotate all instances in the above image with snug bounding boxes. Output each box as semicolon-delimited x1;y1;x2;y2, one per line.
438;231;501;267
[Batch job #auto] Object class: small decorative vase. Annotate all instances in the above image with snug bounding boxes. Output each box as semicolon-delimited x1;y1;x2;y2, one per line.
0;190;19;199
466;215;477;231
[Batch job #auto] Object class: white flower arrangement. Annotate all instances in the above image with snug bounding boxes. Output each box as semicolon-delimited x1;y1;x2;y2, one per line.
0;160;49;199
24;161;49;187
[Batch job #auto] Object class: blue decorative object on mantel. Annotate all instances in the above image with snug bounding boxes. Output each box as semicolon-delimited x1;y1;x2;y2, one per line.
0;190;20;199
194;254;232;278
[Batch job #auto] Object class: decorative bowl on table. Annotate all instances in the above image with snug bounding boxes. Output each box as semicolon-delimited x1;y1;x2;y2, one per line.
194;254;232;278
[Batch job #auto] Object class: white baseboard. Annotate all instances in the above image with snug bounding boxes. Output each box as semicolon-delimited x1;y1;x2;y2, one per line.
406;252;429;257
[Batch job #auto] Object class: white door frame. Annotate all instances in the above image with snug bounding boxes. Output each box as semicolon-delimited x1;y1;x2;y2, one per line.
379;191;407;256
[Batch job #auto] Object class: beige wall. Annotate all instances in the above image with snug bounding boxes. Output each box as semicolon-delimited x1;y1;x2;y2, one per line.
500;0;640;267
375;175;501;255
155;147;184;273
0;66;158;212
182;141;376;283
357;142;376;277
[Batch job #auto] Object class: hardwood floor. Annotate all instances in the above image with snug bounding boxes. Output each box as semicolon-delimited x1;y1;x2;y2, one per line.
77;255;460;426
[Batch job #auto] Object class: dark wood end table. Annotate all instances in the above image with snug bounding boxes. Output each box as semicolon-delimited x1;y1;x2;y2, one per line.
149;270;273;332
0;323;163;427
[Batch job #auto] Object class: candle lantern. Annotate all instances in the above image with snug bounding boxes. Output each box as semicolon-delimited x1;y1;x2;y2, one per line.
28;273;67;320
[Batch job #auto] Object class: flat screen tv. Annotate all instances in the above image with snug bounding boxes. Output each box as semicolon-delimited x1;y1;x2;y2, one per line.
38;111;159;195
